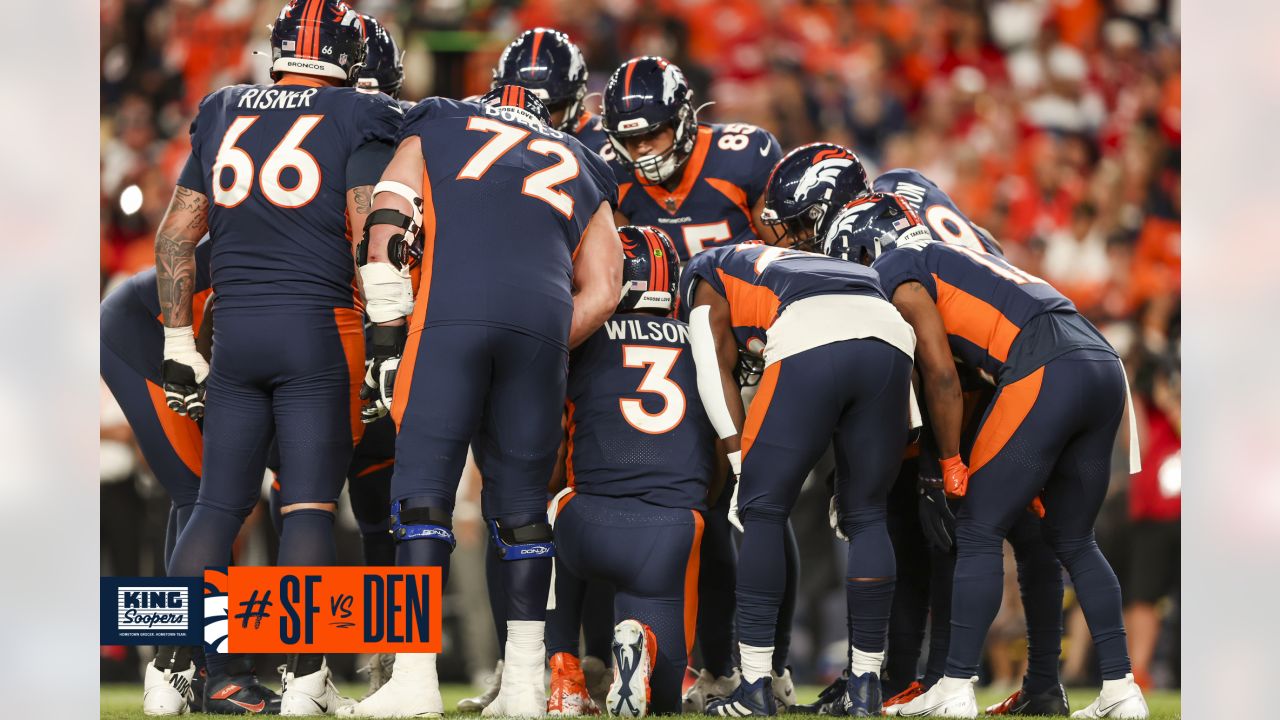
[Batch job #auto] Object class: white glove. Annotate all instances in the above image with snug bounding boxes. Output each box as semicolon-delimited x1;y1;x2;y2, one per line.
829;495;848;542
726;450;743;532
162;326;210;419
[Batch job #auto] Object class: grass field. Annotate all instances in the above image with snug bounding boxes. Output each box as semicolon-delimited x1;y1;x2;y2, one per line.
101;682;1182;719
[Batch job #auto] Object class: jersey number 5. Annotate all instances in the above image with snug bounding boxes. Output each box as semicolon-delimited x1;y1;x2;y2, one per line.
619;345;686;435
213;115;324;209
457;117;580;218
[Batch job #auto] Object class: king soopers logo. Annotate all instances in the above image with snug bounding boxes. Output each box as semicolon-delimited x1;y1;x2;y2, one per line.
118;587;189;630
102;577;201;645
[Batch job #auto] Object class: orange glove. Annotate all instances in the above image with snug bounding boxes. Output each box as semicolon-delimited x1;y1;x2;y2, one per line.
940;455;969;498
1028;496;1046;518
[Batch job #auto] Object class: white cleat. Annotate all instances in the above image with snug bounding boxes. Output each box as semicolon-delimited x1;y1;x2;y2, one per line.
281;657;356;716
606;619;655;717
894;675;978;718
771;667;797;710
483;642;548;718
681;667;741;713
142;660;195;716
340;653;443;718
1071;674;1150;719
459;659;504;712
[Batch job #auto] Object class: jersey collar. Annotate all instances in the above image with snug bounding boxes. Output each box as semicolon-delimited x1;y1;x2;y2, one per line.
640;125;713;214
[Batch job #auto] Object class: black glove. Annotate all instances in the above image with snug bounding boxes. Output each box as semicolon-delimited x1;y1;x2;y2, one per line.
161;326;209;420
360;324;407;424
917;475;956;554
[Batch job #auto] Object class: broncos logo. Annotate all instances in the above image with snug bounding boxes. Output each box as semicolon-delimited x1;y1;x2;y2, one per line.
203;567;230;654
795;158;855;202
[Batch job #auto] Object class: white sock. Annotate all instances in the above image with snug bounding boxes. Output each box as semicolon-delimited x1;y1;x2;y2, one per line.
739;644;773;683
849;647;884;676
936;676;975;694
507;620;546;670
392;652;437;680
1101;673;1137;700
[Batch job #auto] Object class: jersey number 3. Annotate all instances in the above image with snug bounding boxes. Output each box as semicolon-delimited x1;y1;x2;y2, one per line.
458;117;580;218
213;115;324;209
619;345;686;435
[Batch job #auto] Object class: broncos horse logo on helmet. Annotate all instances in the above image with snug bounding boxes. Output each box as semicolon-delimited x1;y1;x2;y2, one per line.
493;28;589;132
761;143;870;251
601;57;698;186
822;193;932;265
357;14;404;98
618;226;680;314
270;0;367;84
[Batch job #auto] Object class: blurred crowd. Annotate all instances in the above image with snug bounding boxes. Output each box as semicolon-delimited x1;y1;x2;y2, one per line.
100;0;1181;692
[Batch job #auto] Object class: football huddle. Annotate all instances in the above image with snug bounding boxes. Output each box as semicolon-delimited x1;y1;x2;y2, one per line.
99;2;1174;718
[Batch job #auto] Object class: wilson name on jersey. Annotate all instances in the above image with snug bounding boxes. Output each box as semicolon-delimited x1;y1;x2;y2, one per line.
613;122;782;261
567;313;714;510
180;82;403;309
398;97;618;349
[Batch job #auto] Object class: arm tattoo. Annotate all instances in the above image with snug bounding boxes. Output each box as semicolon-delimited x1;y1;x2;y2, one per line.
353;185;373;215
156;186;209;328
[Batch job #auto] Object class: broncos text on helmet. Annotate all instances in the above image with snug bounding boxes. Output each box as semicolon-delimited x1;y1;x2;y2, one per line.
617;226;680;315
822;192;932;265
601;56;698;185
761;142;870;252
357;14;404;98
493;28;589;133
269;0;367;84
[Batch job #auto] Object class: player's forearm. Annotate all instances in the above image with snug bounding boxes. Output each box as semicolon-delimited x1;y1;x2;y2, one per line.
347;185;374;254
366;138;425;265
155;186;209;328
568;283;616;348
921;363;963;459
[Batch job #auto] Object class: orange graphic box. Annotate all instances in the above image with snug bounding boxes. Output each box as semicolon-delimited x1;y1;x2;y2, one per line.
206;566;442;654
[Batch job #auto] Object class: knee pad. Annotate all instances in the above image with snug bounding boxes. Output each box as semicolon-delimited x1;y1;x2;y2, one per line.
390;499;455;548
489;518;555;560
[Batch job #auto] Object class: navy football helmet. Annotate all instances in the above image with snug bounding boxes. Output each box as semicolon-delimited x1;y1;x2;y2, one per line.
270;0;367;83
602;57;698;185
822;193;931;265
618;226;680;314
493;28;588;132
479;84;552;125
761;143;870;252
357;14;404;98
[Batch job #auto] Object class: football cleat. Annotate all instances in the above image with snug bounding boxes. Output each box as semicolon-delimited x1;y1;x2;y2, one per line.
582;656;612;711
548;653;600;716
1070;675;1149;719
705;675;775;717
143;659;196;716
280;657;355;716
342;653;443;718
790;670;847;715
881;681;925;716
986;684;1070;715
607;619;658;717
204;674;282;714
682;668;741;714
770;667;797;711
458;659;503;712
841;671;881;717
893;675;978;718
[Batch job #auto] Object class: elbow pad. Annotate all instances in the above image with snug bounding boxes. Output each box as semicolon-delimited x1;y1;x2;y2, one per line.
360;262;414;323
690;305;739;440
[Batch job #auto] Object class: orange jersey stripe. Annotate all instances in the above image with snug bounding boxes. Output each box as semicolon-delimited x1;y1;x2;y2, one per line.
683;509;705;655
704;177;755;228
391;164;438;429
641;126;712;213
145;380;204;476
355;458;395;478
617;182;633;206
932;275;1022;364
741;360;781;459
715;268;782;334
334;307;367;448
564;399;577;487
968;366;1044;475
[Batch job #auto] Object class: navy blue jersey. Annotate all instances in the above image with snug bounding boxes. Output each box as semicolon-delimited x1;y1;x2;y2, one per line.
399;97;617;349
873;168;1003;257
570;111;610;158
614;122;782;262
680;244;886;354
100;239;214;384
566;313;714;510
179;81;403;310
872;236;1093;383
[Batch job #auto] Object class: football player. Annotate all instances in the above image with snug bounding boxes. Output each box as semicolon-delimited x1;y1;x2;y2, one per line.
823;195;1147;719
544;226;717;717
493;28;608;155
682;242;918;717
149;2;403;715
348;87;620;717
602;56;782;261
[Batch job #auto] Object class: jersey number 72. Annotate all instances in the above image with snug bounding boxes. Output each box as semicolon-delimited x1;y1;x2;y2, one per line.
457;117;581;218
